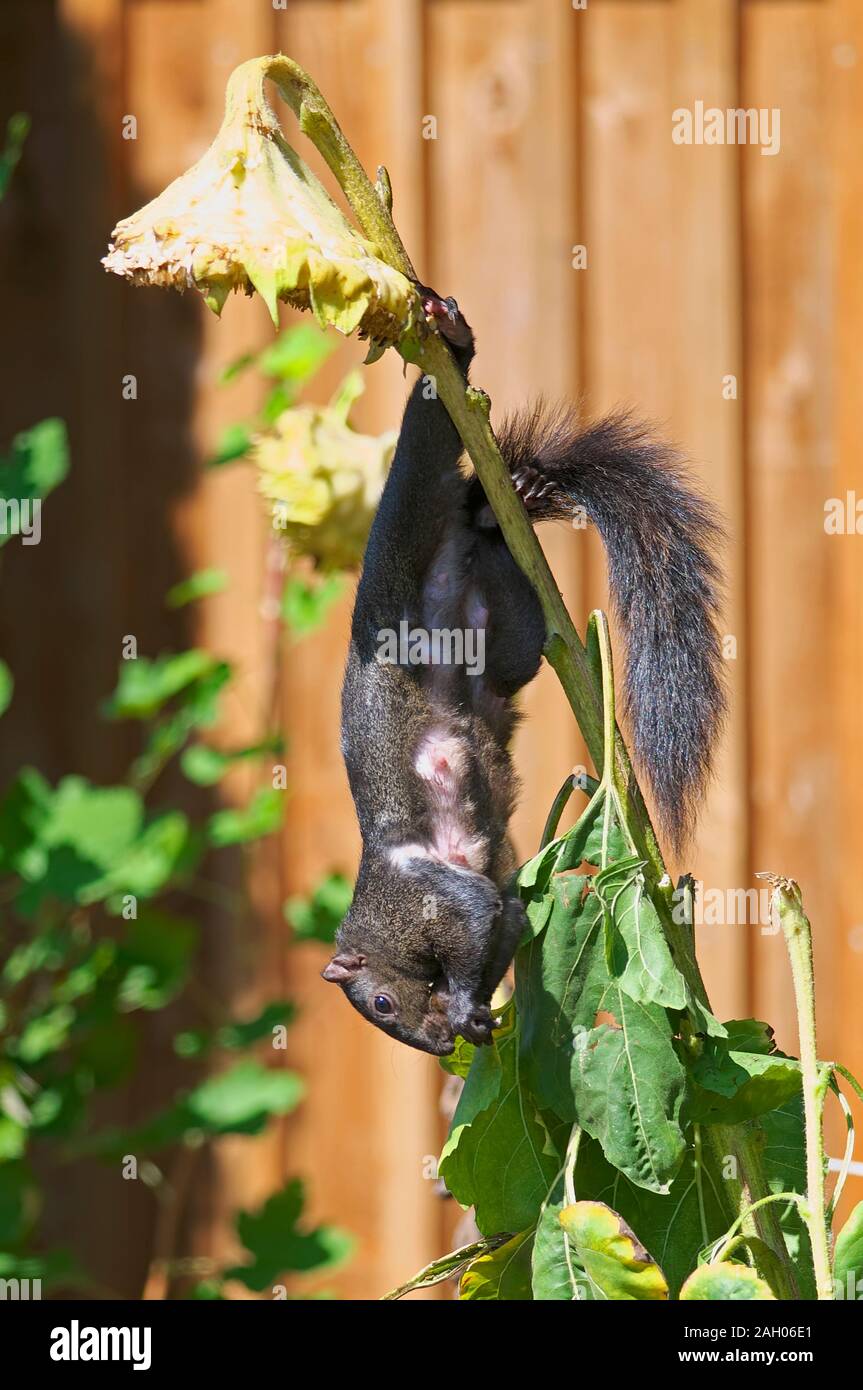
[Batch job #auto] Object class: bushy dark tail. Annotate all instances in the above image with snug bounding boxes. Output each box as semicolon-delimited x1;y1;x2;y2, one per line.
497;405;726;852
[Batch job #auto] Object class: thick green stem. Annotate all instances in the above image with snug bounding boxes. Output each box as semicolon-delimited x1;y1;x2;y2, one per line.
260;56;416;277
264;53;801;1299
761;875;834;1299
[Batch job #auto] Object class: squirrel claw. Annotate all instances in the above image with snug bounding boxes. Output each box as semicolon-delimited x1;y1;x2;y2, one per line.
415;282;473;350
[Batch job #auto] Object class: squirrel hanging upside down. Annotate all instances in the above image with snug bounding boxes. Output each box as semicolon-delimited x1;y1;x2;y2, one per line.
322;287;725;1055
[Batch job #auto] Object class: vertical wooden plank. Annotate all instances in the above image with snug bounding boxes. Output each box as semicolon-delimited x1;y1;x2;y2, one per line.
830;0;863;1218
44;0;128;784
427;0;584;861
581;0;748;1019
669;0;748;1024
273;0;444;1300
4;0;138;1295
186;0;285;1277
123;0;281;1287
742;0;836;1055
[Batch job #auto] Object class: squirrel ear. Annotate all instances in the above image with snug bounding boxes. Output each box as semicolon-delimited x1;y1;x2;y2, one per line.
321;952;366;984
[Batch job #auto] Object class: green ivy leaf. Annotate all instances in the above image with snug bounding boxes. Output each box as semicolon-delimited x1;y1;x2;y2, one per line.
174;1001;295;1058
83;812;195;902
224;1178;353;1291
0;767;53;877
184;1061;304;1134
117;910;197;1011
42;778;143;869
131;662;233;784
0;419;69;547
105;650;219;720
166;569;228;608
181;736;282;788
0;112;30;198
0;660;12;718
14;1004;75;1064
207;422;253;468
0;1163;37;1246
0;1117;27;1161
207;787;284;847
284;872;352;944
99;1060;306;1155
281;575;345;638
257;324;337;384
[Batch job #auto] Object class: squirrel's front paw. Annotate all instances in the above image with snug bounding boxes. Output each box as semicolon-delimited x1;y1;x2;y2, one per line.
415;282;473;351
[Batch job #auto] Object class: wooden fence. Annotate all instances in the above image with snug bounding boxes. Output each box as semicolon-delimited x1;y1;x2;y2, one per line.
0;0;860;1298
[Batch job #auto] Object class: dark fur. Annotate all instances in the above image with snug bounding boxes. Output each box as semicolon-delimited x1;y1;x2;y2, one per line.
326;294;725;1054
487;404;726;849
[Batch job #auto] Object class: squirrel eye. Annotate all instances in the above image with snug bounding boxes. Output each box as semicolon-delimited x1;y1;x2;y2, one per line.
373;994;394;1016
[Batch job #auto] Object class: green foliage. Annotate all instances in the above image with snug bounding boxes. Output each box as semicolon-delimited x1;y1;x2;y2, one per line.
223;1178;353;1292
687;1026;802;1125
380;1236;509;1301
174;1001;295;1058
208;323;337;468
207;787;284;847
0;419;69;547
571;993;686;1194
284;872;352;944
833;1201;863;1297
459;1230;533;1300
531;1201;576;1300
439;1011;561;1234
679;1263;775;1301
105;649;220;720
0;287;363;1301
0;625;346;1294
281;574;345;638
403;759;841;1302
181;736;282;788
104;651;232;789
0;661;12;718
558;1201;669;1301
166;568;228;608
0;113;30;199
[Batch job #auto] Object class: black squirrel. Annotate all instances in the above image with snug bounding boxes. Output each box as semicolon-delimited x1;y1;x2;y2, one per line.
323;287;725;1055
